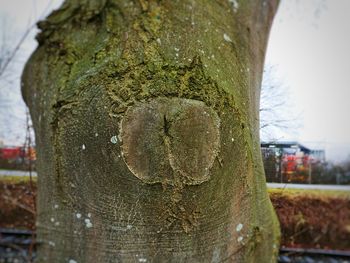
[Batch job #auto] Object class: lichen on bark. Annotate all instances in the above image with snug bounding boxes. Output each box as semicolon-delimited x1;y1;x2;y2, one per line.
22;0;280;262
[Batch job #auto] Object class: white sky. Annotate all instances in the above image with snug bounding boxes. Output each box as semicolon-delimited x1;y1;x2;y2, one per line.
265;0;350;162
0;0;349;162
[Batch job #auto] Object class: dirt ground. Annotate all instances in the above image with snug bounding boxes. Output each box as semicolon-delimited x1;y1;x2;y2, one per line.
0;177;349;250
269;188;350;250
0;176;36;230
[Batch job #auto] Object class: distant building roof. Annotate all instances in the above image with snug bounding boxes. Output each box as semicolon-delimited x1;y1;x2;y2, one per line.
261;141;312;154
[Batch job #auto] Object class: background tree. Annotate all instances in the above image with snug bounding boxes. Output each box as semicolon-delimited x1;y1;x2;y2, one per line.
260;64;300;141
22;0;280;262
0;18;29;144
0;1;57;145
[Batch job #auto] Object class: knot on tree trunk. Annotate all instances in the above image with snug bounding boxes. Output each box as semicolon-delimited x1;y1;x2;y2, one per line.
120;97;220;185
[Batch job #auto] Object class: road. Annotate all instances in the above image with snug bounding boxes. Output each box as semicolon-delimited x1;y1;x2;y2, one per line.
0;170;349;191
267;182;350;191
0;169;37;177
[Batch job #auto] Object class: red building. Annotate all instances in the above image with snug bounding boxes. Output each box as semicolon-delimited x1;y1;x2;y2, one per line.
261;141;325;183
0;146;36;170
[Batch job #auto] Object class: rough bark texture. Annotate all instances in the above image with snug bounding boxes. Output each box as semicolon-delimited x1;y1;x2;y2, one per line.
22;0;280;262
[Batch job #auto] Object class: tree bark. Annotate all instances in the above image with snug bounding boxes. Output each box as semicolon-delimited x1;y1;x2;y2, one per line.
22;0;280;262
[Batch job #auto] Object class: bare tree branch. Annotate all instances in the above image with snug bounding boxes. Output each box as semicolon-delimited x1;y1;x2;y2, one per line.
260;64;301;140
0;0;55;81
0;24;34;79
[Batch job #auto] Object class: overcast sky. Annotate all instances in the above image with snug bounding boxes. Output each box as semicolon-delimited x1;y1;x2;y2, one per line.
265;0;350;162
0;0;349;162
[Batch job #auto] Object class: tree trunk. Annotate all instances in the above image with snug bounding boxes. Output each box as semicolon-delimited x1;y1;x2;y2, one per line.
22;0;280;262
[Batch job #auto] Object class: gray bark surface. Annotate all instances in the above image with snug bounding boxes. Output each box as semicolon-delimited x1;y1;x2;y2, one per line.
22;0;280;262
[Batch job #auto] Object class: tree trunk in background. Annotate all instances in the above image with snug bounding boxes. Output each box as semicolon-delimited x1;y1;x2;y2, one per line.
22;0;280;262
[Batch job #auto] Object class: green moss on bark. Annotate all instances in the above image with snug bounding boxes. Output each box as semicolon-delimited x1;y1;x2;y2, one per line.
22;0;280;262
